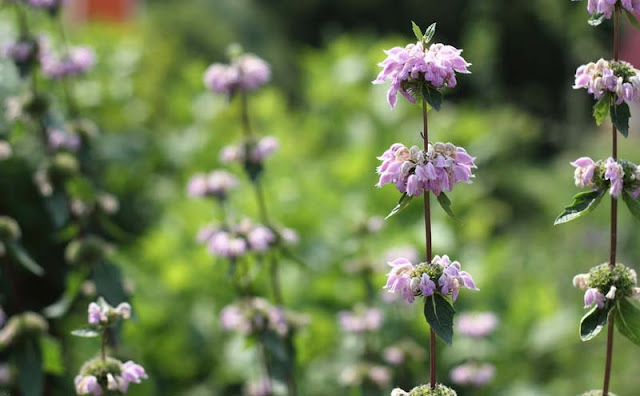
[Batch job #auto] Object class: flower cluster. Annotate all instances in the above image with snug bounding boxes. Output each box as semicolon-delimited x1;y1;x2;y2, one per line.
204;53;270;95
74;358;147;396
373;40;470;108
391;383;457;396
187;170;238;200
197;219;298;259
382;339;426;366
571;157;640;198
87;299;131;326
2;38;38;64
384;255;478;303
449;362;495;387
574;59;640;104
48;127;81;152
377;142;476;197
586;0;640;19
574;263;639;309
338;307;383;333
40;45;96;80
220;136;279;165
0;311;48;347
455;312;499;338
339;363;392;388
220;297;308;337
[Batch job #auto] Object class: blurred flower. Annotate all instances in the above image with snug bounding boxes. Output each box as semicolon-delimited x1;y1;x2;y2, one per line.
385;255;478;303
456;312;499;338
41;45;96;79
48;127;81;152
204;53;270;95
0;142;11;161
373;32;471;107
186;170;238;200
574;59;640;104
85;298;131;326
98;193;120;214
25;0;65;11
244;378;271;396
197;219;288;259
368;365;392;387
383;346;405;365
75;357;147;395
585;0;640;19
377;142;476;197
0;363;12;385
337;307;383;333
220;297;307;337
450;362;495;387
220;136;280;165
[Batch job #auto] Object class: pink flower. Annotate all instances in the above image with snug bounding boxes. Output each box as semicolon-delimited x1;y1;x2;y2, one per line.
584;288;606;309
574;59;640;104
384;258;416;303
604;157;624;197
74;375;101;396
450;362;495;387
571;157;597;188
204;53;270;94
456;312;499;338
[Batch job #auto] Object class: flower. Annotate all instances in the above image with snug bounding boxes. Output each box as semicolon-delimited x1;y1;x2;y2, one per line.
450;362;495;387
575;263;639;309
74;375;100;396
604;157;624;197
569;157;639;198
220;136;280;165
220;297;307;337
85;299;131;326
48;128;81;152
373;37;471;108
338;307;383;333
204;53;270;94
27;0;65;11
571;157;597;188
197;219;284;259
75;357;147;395
574;59;640;104
41;45;96;79
384;255;478;303
186;170;238;199
244;378;271;396
586;0;640;19
456;312;499;338
377;142;476;196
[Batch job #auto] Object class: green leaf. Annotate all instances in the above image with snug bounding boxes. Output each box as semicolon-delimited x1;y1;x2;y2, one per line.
43;267;89;318
615;298;640;346
261;330;292;383
14;338;43;396
593;92;611;126
385;193;414;220
622;190;640;221
6;241;44;276
423;293;455;345
421;85;443;111
94;261;128;305
44;190;70;229
625;9;640;30
424;22;437;43
554;190;605;225
610;102;631;138
411;21;423;42
588;12;606;26
436;192;460;222
580;303;613;342
40;335;64;375
71;328;101;338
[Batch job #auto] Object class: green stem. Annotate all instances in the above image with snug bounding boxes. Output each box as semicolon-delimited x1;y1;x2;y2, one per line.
101;328;107;361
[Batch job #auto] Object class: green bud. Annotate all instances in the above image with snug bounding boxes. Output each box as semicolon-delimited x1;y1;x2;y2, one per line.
50;153;79;180
0;216;21;241
588;263;636;299
407;384;457;396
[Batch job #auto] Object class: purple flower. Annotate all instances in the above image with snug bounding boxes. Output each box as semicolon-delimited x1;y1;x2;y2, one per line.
586;0;640;19
220;136;279;165
338;308;383;333
48;128;80;152
373;38;471;108
419;273;436;297
120;361;148;390
220;305;251;334
450;362;495;387
244;378;271;396
384;258;416;303
2;39;37;63
574;59;640;104
604;157;624;197
251;136;279;162
368;365;392;387
436;256;479;301
204;53;270;94
27;0;64;10
87;302;105;325
456;312;499;338
571;157;596;188
383;346;405;365
186;170;237;199
74;375;101;396
584;288;606;309
247;226;276;252
376;142;476;196
41;45;96;79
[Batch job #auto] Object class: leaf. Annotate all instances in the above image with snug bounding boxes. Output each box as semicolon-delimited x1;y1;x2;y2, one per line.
423;293;455;345
411;21;423;42
436;192;460;222
40;335;64;375
593;92;611;126
625;9;640;30
610;102;631;138
43;267;89;318
421;85;443;111
71;328;101;338
424;22;437;43
385;193;414;220
261;330;292;383
94;261;128;306
554;190;605;225
615;298;640;346
622;190;640;221
580;303;613;342
588;12;606;26
6;241;44;276
14;338;44;396
44;190;70;229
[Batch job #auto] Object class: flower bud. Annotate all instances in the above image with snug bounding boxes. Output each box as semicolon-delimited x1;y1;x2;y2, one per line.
572;274;590;290
0;216;21;242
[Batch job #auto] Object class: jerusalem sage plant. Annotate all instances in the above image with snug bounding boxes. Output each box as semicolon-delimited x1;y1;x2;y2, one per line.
373;22;479;395
556;1;640;395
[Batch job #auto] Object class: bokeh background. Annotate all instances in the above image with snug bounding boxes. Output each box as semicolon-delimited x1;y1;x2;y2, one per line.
1;0;640;395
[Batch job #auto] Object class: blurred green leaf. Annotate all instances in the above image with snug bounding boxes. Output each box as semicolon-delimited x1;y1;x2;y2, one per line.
43;267;89;318
436;192;460;222
615;298;640;346
554;190;605;225
40;335;64;375
94;261;128;305
593;93;610;126
6;241;44;276
423;293;455;345
625;9;640;30
385;193;414;220
622;191;640;221
580;303;612;342
14;338;43;396
71;328;101;338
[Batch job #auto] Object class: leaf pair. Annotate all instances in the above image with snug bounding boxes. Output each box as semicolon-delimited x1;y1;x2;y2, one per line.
593;93;631;137
580;298;640;346
411;21;436;45
386;192;459;222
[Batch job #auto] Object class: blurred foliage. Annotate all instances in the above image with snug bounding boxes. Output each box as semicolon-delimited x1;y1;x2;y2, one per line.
1;0;640;395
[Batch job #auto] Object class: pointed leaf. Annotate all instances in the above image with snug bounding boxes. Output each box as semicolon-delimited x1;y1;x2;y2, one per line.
423;293;455;345
6;241;44;276
385;193;414;220
436;192;461;222
94;261;128;305
593;92;611;126
411;21;423;42
588;12;606;26
580;303;613;342
625;9;640;30
71;328;101;338
622;190;640;221
554;190;605;225
14;338;43;396
40;335;64;375
615;298;640;346
421;85;443;111
611;102;630;138
424;23;437;43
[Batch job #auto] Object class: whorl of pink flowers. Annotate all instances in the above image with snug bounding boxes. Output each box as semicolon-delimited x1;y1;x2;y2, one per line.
74;358;147;395
204;53;270;95
338;307;383;333
456;312;499;338
220;136;279;164
384;255;478;304
373;41;471;108
187;170;238;199
2;39;37;63
450;362;495;387
41;45;96;79
571;156;638;198
377;142;476;197
48;128;80;152
586;0;640;19
220;298;296;337
574;59;640;104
